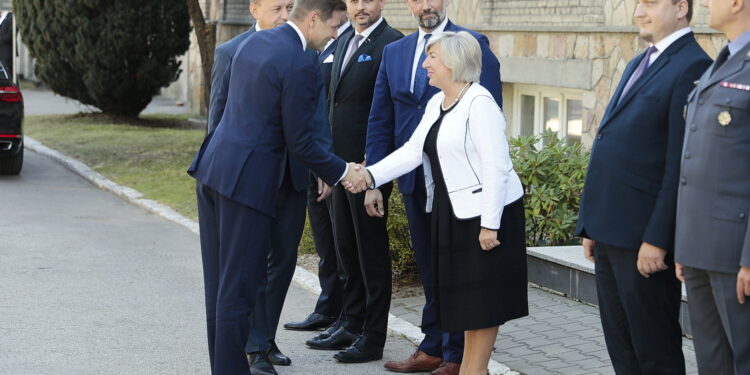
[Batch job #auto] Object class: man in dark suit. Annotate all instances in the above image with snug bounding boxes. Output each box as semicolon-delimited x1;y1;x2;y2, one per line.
304;0;402;364
575;0;711;373
284;20;353;334
675;0;750;373
187;0;369;373
364;0;501;373
205;1;322;374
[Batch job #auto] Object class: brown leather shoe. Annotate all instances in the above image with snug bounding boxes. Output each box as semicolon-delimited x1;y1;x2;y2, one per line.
429;362;461;375
384;350;443;373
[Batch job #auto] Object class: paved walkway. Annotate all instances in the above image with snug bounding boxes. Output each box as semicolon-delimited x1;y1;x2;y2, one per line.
392;286;698;375
0;151;416;374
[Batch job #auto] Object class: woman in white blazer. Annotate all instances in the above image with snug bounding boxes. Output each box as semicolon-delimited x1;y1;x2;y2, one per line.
363;32;528;375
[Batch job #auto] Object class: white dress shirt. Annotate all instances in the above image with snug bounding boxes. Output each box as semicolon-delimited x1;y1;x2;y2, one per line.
340;17;384;74
410;17;449;93
649;27;692;64
324;21;351;52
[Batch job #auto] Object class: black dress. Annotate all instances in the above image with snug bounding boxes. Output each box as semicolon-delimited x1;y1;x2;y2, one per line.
423;102;528;332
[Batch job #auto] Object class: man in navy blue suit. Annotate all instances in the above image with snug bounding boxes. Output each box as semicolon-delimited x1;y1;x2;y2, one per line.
284;20;353;335
206;1;331;374
188;0;369;373
575;0;711;373
364;0;502;373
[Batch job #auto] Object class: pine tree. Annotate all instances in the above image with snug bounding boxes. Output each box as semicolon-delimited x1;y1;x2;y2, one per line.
15;0;191;117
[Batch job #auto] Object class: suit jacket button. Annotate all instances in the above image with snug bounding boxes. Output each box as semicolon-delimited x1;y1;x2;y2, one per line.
680;177;687;185
684;152;691;159
417;105;423;110
740;212;746;220
596;134;603;140
690;124;697;132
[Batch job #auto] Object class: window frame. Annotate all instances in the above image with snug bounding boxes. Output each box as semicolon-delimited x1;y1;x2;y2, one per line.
512;84;583;145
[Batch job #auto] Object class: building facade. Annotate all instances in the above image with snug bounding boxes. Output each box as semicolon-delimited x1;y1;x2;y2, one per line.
191;0;724;147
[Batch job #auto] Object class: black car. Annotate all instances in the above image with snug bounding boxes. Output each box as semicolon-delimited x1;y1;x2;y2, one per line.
0;60;23;175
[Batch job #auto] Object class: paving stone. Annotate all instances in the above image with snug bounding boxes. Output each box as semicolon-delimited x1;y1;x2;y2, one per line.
389;285;698;374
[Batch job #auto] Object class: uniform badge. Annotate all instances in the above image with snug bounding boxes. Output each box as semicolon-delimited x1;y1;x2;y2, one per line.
718;111;732;126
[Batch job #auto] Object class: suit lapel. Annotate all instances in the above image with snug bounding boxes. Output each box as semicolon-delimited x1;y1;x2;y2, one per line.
339;21;388;81
600;58;639;127
399;33;419;104
330;31;353;100
600;33;692;131
700;42;750;94
319;38;337;63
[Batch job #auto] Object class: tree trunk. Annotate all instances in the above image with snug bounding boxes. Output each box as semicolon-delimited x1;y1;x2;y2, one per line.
185;0;216;116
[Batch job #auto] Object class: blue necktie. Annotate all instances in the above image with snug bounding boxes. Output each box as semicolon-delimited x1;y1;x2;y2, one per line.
412;34;432;100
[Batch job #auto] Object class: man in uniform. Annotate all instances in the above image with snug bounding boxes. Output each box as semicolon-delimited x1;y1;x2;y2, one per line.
675;0;750;373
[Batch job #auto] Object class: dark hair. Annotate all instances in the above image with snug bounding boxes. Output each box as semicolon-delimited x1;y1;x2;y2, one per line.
675;0;693;22
291;0;346;21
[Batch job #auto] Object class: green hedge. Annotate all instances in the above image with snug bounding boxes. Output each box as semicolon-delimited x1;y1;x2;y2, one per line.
300;132;589;276
510;133;590;246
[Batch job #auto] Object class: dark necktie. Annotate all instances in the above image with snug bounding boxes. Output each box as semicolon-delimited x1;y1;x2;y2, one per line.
412;34;432;100
618;45;658;105
711;46;730;77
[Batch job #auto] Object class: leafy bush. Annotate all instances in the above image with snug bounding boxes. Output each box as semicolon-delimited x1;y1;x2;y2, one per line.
386;187;416;277
16;0;191;117
510;132;589;246
298;185;416;277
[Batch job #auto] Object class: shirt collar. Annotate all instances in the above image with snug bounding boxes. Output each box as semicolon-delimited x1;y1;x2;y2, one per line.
652;27;691;54
324;21;351;51
728;29;750;57
254;23;262;32
287;21;307;51
417;16;449;42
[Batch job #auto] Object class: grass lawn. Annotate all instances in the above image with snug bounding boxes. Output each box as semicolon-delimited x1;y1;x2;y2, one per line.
25;113;205;219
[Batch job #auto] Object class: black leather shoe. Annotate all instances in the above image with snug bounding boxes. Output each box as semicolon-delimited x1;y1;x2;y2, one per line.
284;312;336;331
311;319;345;341
306;327;359;350
334;336;383;363
248;351;278;375
267;340;291;366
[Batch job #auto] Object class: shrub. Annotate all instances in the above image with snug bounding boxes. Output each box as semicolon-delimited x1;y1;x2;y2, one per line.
510;132;589;246
298;185;416;277
15;0;191;117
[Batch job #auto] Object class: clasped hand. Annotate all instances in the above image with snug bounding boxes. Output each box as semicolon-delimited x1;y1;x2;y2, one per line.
342;163;372;193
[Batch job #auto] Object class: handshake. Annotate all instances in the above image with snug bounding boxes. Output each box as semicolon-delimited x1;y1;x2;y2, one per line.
342;162;373;194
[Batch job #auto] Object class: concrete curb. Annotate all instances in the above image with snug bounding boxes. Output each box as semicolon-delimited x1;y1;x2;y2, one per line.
26;137;517;375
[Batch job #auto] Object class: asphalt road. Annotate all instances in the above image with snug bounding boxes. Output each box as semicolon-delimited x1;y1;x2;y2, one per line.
0;151;416;374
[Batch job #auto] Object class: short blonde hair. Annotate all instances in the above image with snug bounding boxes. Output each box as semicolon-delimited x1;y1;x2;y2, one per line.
425;31;482;83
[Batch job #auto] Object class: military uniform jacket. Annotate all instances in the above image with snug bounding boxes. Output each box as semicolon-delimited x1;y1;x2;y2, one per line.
675;42;750;273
